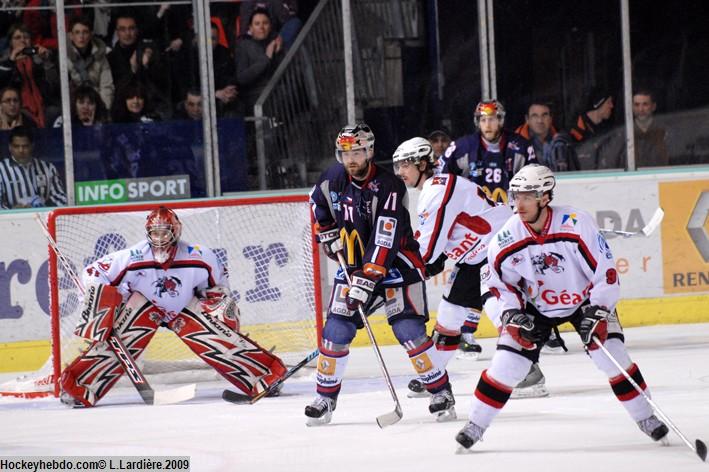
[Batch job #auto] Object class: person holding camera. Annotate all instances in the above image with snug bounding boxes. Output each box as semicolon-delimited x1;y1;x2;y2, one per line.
107;11;170;120
0;23;57;128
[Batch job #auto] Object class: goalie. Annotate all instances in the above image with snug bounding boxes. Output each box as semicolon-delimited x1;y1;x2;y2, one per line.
60;206;286;407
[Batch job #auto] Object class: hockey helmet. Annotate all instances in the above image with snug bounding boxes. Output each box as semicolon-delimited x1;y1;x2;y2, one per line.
392;137;436;171
146;206;182;264
335;123;375;162
474;99;506;128
508;164;556;200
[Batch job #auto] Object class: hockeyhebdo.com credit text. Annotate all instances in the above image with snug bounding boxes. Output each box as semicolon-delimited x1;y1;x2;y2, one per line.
0;456;190;472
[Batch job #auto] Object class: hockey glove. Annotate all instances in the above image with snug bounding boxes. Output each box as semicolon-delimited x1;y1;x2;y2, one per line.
501;309;542;350
317;226;343;261
425;253;447;279
345;270;377;312
579;305;609;350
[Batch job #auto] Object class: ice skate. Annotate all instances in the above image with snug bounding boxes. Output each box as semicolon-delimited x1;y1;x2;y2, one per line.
304;395;336;426
638;415;669;445
428;385;456;422
456;332;482;360
511;363;550;399
407;378;431;398
455;421;486;451
541;330;566;354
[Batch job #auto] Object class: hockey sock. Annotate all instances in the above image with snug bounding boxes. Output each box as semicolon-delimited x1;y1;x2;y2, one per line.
315;343;350;399
609;363;654;421
431;328;461;365
468;369;513;429
461;309;481;334
404;335;449;394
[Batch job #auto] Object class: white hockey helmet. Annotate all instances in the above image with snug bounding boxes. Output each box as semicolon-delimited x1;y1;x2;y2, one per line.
474;99;506;128
335;123;375;162
508;164;556;199
392;137;436;169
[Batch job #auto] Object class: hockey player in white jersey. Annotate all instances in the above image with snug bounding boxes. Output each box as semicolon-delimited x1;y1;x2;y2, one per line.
456;164;669;449
60;206;286;407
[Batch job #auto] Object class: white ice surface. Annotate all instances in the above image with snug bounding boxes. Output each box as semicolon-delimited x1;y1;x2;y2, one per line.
1;323;708;471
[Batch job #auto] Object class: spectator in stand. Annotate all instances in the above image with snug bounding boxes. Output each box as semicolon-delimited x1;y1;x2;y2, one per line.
238;1;302;48
427;128;451;163
53;84;109;128
631;89;669;167
66;16;114;110
209;21;242;117
0;23;58;127
569;88;614;144
174;88;202;121
107;11;170;120
111;80;157;124
515;99;579;171
0;85;37;129
0;126;66;209
235;7;285;114
1;0;58;50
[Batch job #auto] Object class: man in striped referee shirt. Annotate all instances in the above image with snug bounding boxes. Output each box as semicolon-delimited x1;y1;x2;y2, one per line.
0;126;67;209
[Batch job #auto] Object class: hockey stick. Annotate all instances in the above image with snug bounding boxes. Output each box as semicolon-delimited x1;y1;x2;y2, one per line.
222;348;320;404
599;207;664;238
336;252;403;428
35;214;196;406
592;335;707;462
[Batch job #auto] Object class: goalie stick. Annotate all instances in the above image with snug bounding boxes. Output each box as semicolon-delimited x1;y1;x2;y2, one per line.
336;252;403;428
35;214;196;406
599;207;664;238
222;348;320;404
592;335;707;462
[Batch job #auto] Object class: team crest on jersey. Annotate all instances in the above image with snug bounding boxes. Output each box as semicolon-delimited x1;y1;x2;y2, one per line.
367;180;380;193
188;245;203;256
330;191;341;211
497;229;514;247
153;276;182;298
597;233;614;259
375;216;397;248
431;176;447;186
531;252;566;275
561;213;578;230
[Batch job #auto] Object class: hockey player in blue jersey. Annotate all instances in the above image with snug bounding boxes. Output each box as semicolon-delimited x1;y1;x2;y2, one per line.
305;123;453;425
440;99;538;358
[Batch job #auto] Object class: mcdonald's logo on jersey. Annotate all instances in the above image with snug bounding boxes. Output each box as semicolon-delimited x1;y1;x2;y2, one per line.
481;185;509;204
340;228;365;265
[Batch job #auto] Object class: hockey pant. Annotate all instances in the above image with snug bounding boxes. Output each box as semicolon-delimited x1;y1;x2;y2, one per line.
467;306;654;429
316;279;449;398
61;292;286;406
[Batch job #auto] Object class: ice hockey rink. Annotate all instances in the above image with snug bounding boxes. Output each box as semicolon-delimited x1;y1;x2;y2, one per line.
1;323;708;472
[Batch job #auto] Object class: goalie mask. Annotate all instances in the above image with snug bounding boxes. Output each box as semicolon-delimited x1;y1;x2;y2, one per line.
146;206;182;264
335;123;375;163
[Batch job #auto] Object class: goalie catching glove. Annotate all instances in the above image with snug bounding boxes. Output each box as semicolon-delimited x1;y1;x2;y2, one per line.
197;286;241;332
501;309;542;350
317;225;343;261
578;305;609;350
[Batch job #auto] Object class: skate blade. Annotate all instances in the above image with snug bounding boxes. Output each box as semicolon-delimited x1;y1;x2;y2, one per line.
541;345;566;354
659;436;670;447
456;351;480;361
305;413;332;427
511;384;550;399
435;407;457;422
407;390;431;399
455;446;475;455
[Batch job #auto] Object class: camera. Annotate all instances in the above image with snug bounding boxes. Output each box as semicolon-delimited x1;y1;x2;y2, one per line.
21;46;38;56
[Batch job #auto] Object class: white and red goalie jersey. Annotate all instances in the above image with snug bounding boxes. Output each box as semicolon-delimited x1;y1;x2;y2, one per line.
415;173;513;266
487;204;620;318
82;239;227;319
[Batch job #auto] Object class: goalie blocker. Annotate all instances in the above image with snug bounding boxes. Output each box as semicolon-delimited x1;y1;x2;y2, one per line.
62;288;286;407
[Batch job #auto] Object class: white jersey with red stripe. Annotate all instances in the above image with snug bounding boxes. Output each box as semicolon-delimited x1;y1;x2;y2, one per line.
82;240;227;320
415;173;513;265
487;204;620;318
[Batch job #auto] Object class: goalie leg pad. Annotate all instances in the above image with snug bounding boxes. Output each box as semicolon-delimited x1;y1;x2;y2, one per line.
60;292;161;406
75;284;123;342
169;303;286;397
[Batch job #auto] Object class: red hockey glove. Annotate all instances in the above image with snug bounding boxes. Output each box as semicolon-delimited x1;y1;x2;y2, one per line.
345;270;377;312
579;305;609;350
317;227;342;261
501;309;542;350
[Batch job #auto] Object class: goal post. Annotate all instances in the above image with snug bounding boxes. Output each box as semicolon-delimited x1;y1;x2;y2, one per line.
41;195;323;397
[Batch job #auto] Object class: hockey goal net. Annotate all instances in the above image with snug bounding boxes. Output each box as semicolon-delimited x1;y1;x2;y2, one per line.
4;196;323;398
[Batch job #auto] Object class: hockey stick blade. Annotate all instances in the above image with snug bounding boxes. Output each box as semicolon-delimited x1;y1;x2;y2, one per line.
153;383;197;405
376;404;403;428
641;207;664;236
696;439;707;462
222;389;251;404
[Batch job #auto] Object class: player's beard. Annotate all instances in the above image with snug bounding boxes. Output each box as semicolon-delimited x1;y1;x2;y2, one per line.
346;160;370;180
